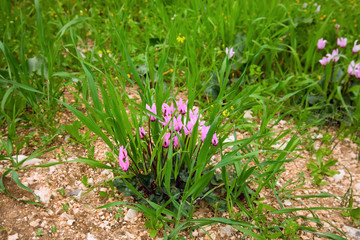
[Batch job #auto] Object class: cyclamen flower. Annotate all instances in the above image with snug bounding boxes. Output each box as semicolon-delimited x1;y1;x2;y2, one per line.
173;134;181;149
162;103;175;116
353;40;360;54
337;38;347;48
317;38;327;50
173;115;183;132
348;61;356;76
355;64;360;79
211;133;219;146
335;24;340;30
315;5;321;14
139;126;146;139
176;98;187;115
163;132;171;148
146;103;157;122
201;125;210;142
326;49;340;63
319;56;329;66
225;47;235;59
119;146;129;172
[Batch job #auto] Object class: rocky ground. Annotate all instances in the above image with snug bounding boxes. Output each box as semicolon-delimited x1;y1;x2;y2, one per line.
0;95;360;239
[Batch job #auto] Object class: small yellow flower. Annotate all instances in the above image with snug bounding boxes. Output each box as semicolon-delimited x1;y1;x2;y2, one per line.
318;76;321;80
170;69;174;73
176;35;186;43
222;110;230;117
127;74;131;78
80;10;83;16
218;50;222;54
211;105;214;108
85;8;88;12
332;19;336;22
308;1;311;4
139;11;142;14
214;27;216;31
66;10;69;14
339;8;343;12
122;7;125;11
106;50;112;53
230;106;234;110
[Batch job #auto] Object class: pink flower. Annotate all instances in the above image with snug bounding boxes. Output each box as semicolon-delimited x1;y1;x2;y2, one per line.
173;115;183;132
337;38;347;48
319;56;329;66
211;133;218;146
225;47;235;59
162;103;175;116
353;40;360;54
173;134;181;149
335;24;340;30
146;103;157;122
139;126;146;139
184;121;194;136
348;61;356;76
355;63;360;79
326;49;340;63
119;146;129;172
176;98;187;115
317;38;327;50
201;125;210;142
160;115;172;127
163;132;171;148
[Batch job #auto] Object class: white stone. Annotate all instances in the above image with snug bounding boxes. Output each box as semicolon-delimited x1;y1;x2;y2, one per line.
284;200;292;206
8;233;18;240
125;232;135;239
219;225;235;237
332;170;345;183
343;225;360;239
124;209;138;222
67;219;75;226
29;219;40;227
34;187;52;204
87;233;97;240
354;182;360;192
311;134;323;140
243;110;253;119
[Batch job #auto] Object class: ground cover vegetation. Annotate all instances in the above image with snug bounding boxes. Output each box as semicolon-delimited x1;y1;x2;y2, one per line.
0;0;360;239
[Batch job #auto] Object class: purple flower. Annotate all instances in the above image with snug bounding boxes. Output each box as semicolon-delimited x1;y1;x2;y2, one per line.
337;38;347;48
162;103;175;116
119;146;129;172
353;40;360;54
173;115;183;132
348;61;356;76
173;134;181;149
139;126;146;139
326;49;340;63
176;98;187;115
317;38;327;50
335;24;340;30
201;125;210;142
184;120;194;136
146;103;157;122
319;56;329;66
160;115;172;127
163;132;171;148
355;63;360;79
225;47;235;59
211;133;218;146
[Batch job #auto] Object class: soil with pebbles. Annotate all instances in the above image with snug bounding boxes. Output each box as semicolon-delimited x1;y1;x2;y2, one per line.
1;88;360;239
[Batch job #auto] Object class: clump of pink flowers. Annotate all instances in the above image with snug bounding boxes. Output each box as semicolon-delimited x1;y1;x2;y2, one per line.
118;98;219;171
317;35;359;73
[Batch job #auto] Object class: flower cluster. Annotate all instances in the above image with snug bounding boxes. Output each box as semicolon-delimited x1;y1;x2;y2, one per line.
118;98;218;171
317;34;360;78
